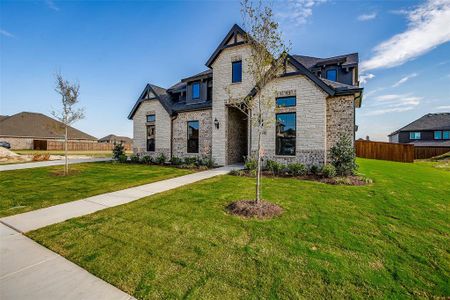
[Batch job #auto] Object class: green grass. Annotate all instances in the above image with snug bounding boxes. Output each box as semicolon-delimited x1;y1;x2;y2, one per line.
28;159;450;299
0;162;193;217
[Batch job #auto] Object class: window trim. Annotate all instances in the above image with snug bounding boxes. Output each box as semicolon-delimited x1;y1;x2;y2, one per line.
192;82;200;100
326;69;338;82
276;96;296;107
232;60;242;83
187;120;200;154
275;112;296;156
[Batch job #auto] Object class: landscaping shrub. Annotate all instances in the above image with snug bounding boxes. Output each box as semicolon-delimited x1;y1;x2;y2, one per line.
330;134;358;176
309;165;320;175
244;156;257;171
266;160;284;176
155;153;167;165
140;155;152;164
112;143;125;161
287;163;306;176
117;154;128;163
321;164;337;178
130;154;140;163
183;157;197;166
170;156;183;166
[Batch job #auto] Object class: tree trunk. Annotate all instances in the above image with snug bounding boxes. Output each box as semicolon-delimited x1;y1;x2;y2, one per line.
255;127;262;203
64;125;68;175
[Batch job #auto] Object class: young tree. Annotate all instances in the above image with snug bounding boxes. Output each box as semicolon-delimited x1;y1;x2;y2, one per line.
52;73;85;175
227;0;290;203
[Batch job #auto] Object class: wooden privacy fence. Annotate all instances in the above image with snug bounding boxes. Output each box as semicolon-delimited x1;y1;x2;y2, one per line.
355;140;414;163
414;147;450;159
45;141;131;151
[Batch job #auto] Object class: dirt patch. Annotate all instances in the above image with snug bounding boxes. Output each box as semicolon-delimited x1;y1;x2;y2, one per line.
226;200;283;219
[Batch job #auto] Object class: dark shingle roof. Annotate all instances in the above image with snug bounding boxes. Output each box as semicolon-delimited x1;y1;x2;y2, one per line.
98;134;132;144
408;140;450;147
0;112;97;140
389;113;450;136
293;53;358;69
320;78;362;93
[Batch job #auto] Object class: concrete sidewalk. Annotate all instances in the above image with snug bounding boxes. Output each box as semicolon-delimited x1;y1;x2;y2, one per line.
1;164;242;233
0;158;111;172
0;223;134;300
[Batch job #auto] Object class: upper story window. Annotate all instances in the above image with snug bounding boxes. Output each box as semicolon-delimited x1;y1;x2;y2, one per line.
409;132;421;140
276;113;296;156
146;114;155;122
435;130;450;139
276;96;296;107
187;121;199;153
232;61;242;83
192;82;200;99
326;69;337;82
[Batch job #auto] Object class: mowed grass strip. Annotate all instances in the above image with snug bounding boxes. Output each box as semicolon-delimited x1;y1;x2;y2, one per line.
28;159;450;299
0;162;193;217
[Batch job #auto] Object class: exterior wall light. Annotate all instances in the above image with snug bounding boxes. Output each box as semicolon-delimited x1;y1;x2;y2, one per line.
214;118;220;129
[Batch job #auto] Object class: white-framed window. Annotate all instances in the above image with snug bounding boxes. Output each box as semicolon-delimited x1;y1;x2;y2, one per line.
409;132;421;140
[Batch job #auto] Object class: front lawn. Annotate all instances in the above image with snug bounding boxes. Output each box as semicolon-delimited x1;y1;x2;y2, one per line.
28;159;450;298
0;162;193;217
14;150;132;158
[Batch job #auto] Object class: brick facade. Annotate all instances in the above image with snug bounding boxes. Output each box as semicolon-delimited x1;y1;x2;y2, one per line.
326;95;355;159
172;110;212;159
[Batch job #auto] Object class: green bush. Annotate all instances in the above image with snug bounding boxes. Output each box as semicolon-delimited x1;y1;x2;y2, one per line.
112;143;125;161
266;160;284;176
155;153;167;165
244;156;257;171
117;154;128;163
183;157;197;166
196;156;215;168
287;163;307;176
170;156;183;166
130;154;140;163
141;155;152;164
321;164;337;178
309;165;320;175
330;134;358;176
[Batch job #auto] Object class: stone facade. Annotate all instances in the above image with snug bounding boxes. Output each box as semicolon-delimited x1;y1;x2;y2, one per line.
0;137;33;150
227;107;248;164
326;95;355;159
132;99;171;158
172;109;212;159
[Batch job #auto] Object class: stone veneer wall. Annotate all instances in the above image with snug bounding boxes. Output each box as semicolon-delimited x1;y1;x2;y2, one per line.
249;75;328;167
172;109;212;159
0;137;33;150
326;95;355;161
227;107;248;164
132;99;171;158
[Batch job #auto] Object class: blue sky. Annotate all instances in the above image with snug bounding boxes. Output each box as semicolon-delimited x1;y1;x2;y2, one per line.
1;0;449;141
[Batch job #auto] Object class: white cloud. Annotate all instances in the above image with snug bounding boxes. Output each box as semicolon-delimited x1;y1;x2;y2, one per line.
363;93;421;116
45;0;59;11
392;73;418;87
361;0;450;72
0;29;14;38
436;105;450;110
276;0;326;26
359;73;375;85
357;12;377;21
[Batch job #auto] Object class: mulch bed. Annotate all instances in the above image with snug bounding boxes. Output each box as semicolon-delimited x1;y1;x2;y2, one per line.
226;200;283;219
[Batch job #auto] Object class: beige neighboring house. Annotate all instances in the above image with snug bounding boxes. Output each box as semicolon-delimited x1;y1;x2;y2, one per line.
128;24;363;166
0;112;97;150
98;134;132;145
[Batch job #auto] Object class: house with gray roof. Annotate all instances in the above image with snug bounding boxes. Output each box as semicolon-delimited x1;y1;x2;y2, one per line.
128;24;363;166
388;113;450;148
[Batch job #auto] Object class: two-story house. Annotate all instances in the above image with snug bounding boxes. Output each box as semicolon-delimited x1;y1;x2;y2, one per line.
128;24;363;166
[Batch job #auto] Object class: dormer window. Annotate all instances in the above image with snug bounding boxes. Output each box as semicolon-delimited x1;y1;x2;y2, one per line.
192;82;200;99
326;69;337;81
232;61;242;83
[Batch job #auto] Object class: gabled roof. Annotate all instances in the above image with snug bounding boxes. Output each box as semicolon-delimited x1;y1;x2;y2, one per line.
128;84;173;119
98;134;132;144
389;113;450;136
0;112;97;140
205;24;247;68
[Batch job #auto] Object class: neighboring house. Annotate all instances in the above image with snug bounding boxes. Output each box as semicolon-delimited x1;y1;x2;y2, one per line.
388;113;450;148
0;112;97;150
128;24;363;166
98;134;132;145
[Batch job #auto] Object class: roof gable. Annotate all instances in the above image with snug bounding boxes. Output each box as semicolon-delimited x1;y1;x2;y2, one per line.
389;113;450;136
127;84;173;120
205;24;247;68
